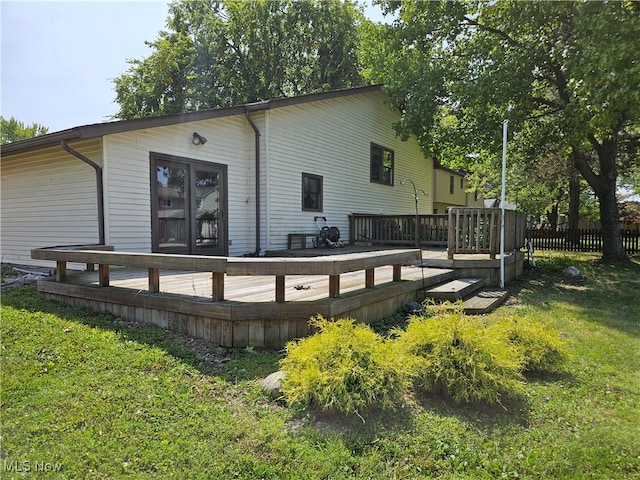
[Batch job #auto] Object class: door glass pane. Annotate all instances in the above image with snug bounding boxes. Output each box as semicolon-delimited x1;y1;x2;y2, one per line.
156;164;188;250
194;169;220;250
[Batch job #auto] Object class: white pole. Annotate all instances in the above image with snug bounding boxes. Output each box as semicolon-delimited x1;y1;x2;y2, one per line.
500;119;508;289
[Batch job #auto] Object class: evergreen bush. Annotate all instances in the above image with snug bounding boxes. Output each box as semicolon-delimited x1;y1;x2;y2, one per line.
279;316;405;417
394;314;525;404
492;316;570;373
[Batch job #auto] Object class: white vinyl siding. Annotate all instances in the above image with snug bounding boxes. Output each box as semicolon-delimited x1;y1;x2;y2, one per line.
1;88;434;265
103;115;255;256
0;140;102;267
264;90;433;249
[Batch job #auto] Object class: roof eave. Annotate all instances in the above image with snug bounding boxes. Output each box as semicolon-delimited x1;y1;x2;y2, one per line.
1;84;382;156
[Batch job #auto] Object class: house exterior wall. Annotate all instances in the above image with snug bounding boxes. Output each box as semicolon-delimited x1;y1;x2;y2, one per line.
433;167;483;214
102;115;256;256
0;139;102;266
263;90;433;250
1;88;434;264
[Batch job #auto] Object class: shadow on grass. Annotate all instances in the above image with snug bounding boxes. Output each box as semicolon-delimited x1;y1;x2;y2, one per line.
414;391;532;429
1;285;281;381
506;258;640;336
285;390;536;453
407;370;579;434
287;372;572;439
285;402;416;445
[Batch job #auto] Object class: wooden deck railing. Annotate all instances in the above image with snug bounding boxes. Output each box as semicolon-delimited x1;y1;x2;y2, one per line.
448;208;526;258
349;213;448;247
349;208;526;258
31;246;420;303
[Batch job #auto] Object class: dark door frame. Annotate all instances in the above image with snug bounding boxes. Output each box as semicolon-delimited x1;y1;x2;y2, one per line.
150;152;228;256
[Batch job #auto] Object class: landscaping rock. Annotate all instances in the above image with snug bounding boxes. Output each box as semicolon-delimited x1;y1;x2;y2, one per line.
1;273;46;289
563;266;585;284
263;370;287;400
405;301;424;315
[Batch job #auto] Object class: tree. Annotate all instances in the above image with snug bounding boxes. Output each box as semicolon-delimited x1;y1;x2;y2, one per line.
113;0;365;119
364;0;640;262
1;116;49;144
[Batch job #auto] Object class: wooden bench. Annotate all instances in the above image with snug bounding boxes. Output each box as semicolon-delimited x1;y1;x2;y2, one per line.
226;249;420;302
287;233;316;249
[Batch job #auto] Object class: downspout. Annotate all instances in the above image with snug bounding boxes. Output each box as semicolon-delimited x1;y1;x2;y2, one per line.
244;108;261;256
61;140;105;245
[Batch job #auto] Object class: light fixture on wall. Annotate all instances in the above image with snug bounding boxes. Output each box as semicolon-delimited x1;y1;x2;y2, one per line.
192;132;208;145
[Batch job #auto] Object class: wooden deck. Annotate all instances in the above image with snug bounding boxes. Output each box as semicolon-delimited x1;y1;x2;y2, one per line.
37;265;453;349
33;246;523;348
34;247;449;348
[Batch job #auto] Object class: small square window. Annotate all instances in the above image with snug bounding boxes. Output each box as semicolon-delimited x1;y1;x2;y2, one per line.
370;143;394;186
302;173;322;212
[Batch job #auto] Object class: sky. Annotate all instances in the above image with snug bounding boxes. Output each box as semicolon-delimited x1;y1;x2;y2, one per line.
1;0;387;134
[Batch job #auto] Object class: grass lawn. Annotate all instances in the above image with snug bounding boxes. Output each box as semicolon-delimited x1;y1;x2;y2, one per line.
1;252;639;479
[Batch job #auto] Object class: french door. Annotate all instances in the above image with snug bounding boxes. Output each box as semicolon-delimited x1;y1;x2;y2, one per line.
151;154;227;256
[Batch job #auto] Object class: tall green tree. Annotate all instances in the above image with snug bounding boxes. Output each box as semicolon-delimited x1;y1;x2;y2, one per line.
364;0;640;262
1;116;49;144
113;0;365;119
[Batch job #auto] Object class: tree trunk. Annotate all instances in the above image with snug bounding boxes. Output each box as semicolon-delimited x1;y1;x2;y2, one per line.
547;203;559;232
568;171;580;231
573;140;628;263
598;180;628;262
567;170;580;247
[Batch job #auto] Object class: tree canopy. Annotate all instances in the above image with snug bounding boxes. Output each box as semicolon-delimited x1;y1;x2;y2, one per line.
363;0;640;262
1;116;49;144
113;0;366;119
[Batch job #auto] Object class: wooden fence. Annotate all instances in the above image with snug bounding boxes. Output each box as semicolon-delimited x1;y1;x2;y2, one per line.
526;228;640;254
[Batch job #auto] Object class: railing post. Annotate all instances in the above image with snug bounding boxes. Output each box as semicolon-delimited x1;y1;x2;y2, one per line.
365;268;375;288
329;274;340;297
275;275;285;303
447;209;455;259
212;272;224;301
392;264;402;282
348;215;355;245
56;261;67;282
98;264;110;287
149;268;160;293
490;210;499;259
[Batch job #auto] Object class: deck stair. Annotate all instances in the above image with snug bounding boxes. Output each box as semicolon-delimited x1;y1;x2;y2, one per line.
424;277;508;314
462;288;509;315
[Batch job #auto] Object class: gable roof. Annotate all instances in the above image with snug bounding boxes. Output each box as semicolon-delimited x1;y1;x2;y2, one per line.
2;85;382;155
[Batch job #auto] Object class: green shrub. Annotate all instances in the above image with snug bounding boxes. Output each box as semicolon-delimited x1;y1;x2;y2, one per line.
422;299;465;318
492;316;570;374
279;316;405;417
394;314;525;405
